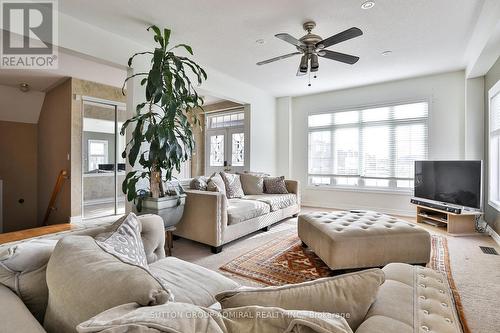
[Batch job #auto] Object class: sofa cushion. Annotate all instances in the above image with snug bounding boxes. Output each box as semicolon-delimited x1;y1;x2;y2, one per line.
77;302;354;333
220;172;245;198
227;199;271;225
43;235;171;333
238;173;265;195
0;239;57;323
216;268;385;330
243;193;297;211
0;284;46;333
149;256;239;307
264;176;288;194
207;173;227;196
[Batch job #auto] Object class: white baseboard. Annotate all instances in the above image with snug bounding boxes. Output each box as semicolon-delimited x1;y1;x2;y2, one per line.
487;225;500;247
301;201;414;217
70;215;82;224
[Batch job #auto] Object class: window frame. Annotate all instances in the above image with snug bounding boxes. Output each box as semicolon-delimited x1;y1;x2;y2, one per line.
488;80;500;212
307;98;430;193
88;139;109;171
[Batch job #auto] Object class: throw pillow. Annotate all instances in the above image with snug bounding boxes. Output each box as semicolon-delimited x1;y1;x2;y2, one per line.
264;176;288;194
220;172;245;198
238;173;264;195
43;234;171;333
0;239;58;323
190;176;209;190
94;213;148;269
216;268;385;330
207;173;227;196
77;302;354;333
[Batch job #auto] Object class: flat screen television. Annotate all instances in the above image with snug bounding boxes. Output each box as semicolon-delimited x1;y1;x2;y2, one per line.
414;161;482;209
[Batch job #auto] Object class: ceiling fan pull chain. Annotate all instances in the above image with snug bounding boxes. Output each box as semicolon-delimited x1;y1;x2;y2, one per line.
308;71;312;87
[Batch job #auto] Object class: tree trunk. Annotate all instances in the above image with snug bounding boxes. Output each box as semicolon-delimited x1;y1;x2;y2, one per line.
150;168;162;198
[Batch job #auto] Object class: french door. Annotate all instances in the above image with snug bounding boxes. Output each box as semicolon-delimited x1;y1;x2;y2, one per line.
205;109;248;175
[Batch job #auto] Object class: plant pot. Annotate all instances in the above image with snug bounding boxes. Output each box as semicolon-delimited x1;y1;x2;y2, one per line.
139;194;187;228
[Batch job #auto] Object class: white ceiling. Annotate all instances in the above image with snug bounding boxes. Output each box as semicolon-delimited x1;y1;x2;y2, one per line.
58;0;486;97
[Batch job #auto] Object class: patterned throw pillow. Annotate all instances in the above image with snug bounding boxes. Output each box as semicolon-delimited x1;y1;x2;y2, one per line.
220;172;245;198
95;213;174;301
190;176;209;190
264;176;289;194
95;213;149;269
207;173;227;196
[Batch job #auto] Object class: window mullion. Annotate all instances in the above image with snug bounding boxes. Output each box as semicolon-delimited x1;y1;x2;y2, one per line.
358;119;364;187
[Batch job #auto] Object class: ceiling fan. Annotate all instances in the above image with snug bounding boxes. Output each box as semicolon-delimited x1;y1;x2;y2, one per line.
256;21;363;81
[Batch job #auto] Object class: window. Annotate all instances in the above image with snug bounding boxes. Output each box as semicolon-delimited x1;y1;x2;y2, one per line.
308;101;428;190
88;139;108;171
489;81;500;210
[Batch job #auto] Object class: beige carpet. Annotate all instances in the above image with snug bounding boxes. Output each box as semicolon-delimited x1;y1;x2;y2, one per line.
174;207;500;333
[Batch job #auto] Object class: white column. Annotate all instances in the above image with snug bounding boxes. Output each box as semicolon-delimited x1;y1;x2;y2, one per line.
276;96;293;178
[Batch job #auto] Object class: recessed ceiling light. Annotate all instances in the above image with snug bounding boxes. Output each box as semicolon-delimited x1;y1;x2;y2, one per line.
381;50;392;56
255;39;265;45
361;1;375;10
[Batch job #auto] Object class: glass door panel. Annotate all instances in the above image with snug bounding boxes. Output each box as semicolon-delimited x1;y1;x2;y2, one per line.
228;128;245;173
82;100;121;219
205;129;225;175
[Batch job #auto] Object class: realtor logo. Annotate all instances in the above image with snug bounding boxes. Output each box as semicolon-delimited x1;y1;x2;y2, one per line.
1;0;58;68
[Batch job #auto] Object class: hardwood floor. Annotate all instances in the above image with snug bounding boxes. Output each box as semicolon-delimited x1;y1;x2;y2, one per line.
0;223;73;245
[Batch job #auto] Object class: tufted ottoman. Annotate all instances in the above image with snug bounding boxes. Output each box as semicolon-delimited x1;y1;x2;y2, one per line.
298;211;431;270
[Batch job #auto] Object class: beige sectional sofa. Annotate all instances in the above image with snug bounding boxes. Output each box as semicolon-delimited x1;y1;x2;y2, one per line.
0;214;464;333
175;179;300;253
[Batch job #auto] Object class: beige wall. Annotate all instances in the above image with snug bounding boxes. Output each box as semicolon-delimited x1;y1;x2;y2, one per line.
37;79;72;225
485;56;500;235
0;121;38;232
70;78;127;220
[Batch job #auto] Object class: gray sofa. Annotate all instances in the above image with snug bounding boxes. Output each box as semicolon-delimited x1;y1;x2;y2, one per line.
175;179;301;253
0;214;464;333
0;215;239;333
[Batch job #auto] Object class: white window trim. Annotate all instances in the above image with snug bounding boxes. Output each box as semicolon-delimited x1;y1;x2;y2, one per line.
307;98;430;193
488;80;500;212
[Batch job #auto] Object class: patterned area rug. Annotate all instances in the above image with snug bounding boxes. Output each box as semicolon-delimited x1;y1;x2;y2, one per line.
220;233;469;332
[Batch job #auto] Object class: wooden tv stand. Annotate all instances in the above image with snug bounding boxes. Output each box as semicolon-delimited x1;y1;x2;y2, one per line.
414;204;481;236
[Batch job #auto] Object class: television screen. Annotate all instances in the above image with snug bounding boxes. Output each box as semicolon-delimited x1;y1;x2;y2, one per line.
414;161;482;209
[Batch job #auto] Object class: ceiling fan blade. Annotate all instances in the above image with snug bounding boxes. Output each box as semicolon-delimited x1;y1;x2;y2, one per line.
256;52;301;65
318;50;359;65
316;27;363;49
275;33;305;48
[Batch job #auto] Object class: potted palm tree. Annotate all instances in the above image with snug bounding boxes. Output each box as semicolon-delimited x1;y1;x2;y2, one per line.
121;26;206;227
